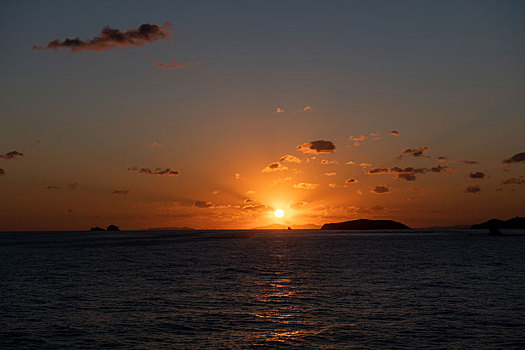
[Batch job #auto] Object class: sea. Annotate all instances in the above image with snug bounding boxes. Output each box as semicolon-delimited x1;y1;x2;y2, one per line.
1;229;524;349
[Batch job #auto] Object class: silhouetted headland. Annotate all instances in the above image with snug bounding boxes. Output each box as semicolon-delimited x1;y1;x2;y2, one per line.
471;217;525;229
89;225;120;231
321;219;410;230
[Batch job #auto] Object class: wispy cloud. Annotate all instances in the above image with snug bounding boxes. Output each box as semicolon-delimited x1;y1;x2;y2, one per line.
0;151;24;160
112;190;130;196
293;182;319;190
389;130;400;136
275;107;285;113
324;172;336;176
371;185;389;194
46;185;60;190
67;183;79;189
469;171;485;179
280;154;301;163
502;176;524;185
303;106;313;112
195;200;214;208
33;23;172;52
321;159;339;165
128;166;179;176
461;160;478;165
154;60;198;69
297;140;335;154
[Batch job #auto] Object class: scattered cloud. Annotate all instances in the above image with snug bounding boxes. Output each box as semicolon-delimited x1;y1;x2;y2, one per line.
128;166;179;176
397;173;417;181
303;106;313;112
371;185;389;194
368;167;390;174
502;176;524;185
368;165;450;181
235;173;241;180
465;185;481;194
297;140;335;154
469;171;485;179
195;200;214;208
67;183;79;189
351;135;367;142
360;163;372;168
399;146;429;158
321;159;339;165
245;190;256;195
293;182;319;190
33;23;172;52
261;161;288;172
154;60;197;69
389;130;400;136
290;201;308;210
345;161;355;165
324;172;336;176
211;190;221;195
275;107;285;113
112;190;130;196
280;154;301;163
438;156;448;162
271;176;292;186
46;185;60;190
461;160;479;165
0;151;24;160
502;152;525;165
346;178;358;183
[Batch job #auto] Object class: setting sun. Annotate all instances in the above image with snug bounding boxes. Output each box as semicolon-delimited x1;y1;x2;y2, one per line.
274;209;285;218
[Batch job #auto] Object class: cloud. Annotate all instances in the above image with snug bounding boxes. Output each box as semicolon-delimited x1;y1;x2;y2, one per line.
275;107;285;113
346;178;358;183
371;185;389;194
502;176;524;185
67;183;79;189
0;168;5;176
46;185;60;190
465;185;481;193
261;161;288;172
290;201;308;210
128;166;179;176
0;151;24;160
297;140;335;154
321;159;339;165
149;142;163;148
280;154;301;163
195;201;214;208
389;130;400;136
324;172;336;176
469;171;485;179
502;152;525;165
33;23;172;52
438;156;448;162
293;182;319;190
397;173;417;181
351;135;367;142
112;190;130;195
345;161;355;165
303;106;313;112
461;160;479;165
235;173;241;180
368;167;390;174
399;146;429;158
211;190;221;195
154;60;196;69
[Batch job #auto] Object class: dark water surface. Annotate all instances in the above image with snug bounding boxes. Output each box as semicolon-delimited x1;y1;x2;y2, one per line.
1;230;524;349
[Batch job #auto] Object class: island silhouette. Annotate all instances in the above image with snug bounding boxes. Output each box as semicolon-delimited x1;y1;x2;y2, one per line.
321;219;410;230
470;217;524;229
89;225;120;232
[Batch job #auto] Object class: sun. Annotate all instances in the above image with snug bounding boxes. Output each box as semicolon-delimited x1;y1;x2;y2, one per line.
274;208;285;218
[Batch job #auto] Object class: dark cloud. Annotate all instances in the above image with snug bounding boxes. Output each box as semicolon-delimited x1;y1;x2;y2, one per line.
461;160;479;165
112;190;130;195
397;173;416;181
429;165;449;173
33;23;172;52
0;151;24;160
399;146;429;158
389;130;400;136
502;152;525;165
261;161;288;172
67;183;79;189
438;156;448;162
128;166;179;176
195;201;213;208
345;178;358;183
368;168;389;174
46;185;60;190
469;171;485;179
0;168;4;176
372;185;389;194
390;167;427;174
502;177;524;185
465;185;481;194
297;140;336;154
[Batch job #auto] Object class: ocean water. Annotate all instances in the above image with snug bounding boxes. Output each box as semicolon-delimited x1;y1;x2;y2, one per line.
1;229;524;349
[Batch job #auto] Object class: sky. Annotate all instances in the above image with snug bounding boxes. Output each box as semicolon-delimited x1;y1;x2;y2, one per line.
0;0;524;230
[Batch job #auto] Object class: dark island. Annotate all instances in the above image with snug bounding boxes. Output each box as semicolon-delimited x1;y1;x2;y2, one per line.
89;225;120;232
471;217;525;229
321;219;410;230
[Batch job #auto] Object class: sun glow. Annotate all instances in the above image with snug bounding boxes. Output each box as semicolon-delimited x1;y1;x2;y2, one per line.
274;209;285;218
